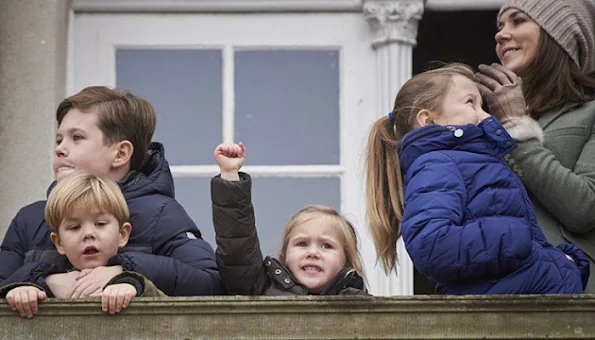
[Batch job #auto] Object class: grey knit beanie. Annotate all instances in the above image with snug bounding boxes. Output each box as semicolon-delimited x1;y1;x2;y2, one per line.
499;0;595;73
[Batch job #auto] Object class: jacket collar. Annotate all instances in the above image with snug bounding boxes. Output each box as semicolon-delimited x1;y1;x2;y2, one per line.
398;118;516;173
263;256;365;295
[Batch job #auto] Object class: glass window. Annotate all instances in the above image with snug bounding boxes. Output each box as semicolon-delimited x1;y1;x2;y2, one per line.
116;49;222;165
235;50;340;165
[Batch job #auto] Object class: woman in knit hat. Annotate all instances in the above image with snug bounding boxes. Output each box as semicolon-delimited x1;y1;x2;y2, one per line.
476;0;595;292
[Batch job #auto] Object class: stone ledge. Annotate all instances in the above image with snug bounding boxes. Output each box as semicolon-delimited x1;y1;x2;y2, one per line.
2;295;595;339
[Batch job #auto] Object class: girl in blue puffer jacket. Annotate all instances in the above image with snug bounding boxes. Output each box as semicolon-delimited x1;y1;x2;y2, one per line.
365;63;588;294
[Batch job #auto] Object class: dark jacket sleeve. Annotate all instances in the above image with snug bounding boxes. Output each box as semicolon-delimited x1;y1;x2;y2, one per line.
401;153;534;284
509;102;595;234
211;173;267;295
109;201;222;296
0;261;65;298
0;207;37;284
104;271;166;297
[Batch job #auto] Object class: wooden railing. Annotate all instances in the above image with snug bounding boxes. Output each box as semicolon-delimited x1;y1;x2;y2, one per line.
2;295;595;339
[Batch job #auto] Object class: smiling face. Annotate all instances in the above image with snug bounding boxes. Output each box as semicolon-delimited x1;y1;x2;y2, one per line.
495;8;541;75
284;213;347;293
429;75;490;126
54;108;119;182
50;210;130;270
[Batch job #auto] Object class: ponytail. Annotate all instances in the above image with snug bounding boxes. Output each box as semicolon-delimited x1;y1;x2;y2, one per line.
365;115;405;274
366;63;474;273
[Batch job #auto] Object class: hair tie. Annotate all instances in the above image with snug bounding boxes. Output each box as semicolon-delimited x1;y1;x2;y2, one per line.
388;112;395;122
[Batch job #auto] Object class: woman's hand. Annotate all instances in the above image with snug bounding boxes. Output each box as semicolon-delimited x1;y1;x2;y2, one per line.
476;63;527;122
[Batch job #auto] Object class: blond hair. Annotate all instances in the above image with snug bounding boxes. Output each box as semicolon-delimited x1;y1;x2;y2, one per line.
45;172;129;233
278;205;365;280
366;63;476;274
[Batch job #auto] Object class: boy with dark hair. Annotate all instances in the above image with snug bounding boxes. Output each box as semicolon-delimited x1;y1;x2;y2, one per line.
0;86;221;297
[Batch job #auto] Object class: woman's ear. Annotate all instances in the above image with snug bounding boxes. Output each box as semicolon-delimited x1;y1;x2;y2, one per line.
415;109;434;127
118;222;132;248
50;232;66;255
112;140;134;169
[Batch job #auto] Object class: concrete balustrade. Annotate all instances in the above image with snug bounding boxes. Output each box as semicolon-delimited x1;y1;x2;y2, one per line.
1;295;594;339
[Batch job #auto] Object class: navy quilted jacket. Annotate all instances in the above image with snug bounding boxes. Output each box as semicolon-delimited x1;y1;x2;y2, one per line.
0;143;222;296
399;118;587;294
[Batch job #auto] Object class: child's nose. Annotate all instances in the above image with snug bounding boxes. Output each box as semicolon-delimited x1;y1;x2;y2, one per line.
478;109;491;123
55;142;67;157
83;227;96;240
306;247;320;258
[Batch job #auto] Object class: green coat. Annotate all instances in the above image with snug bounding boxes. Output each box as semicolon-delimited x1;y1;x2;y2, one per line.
507;100;595;292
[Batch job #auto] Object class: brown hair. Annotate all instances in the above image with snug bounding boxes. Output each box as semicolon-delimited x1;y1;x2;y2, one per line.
56;86;157;171
45;172;129;233
366;63;476;274
521;31;595;118
278;205;365;281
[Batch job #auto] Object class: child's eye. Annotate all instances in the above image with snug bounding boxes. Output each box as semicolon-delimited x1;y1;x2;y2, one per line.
72;134;83;141
95;221;107;227
322;243;334;249
297;241;307;247
69;225;80;230
466;99;474;105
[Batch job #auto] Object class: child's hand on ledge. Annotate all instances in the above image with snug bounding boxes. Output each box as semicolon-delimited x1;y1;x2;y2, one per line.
6;286;47;318
99;283;136;314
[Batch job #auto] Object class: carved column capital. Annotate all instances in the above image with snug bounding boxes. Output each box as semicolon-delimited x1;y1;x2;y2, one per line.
363;0;424;48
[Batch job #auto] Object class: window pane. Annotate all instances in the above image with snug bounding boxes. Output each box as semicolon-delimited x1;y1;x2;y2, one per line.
172;177;213;245
116;49;222;165
235;50;340;165
175;177;340;259
251;177;341;256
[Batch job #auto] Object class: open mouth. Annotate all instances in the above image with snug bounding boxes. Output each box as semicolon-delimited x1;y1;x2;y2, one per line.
302;265;322;273
83;246;99;255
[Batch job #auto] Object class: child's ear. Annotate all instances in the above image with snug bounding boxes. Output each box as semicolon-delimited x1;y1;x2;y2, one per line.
50;232;66;255
118;222;132;248
112;140;134;169
415;109;434;127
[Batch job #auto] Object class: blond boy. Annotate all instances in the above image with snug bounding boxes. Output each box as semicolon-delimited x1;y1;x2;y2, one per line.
1;173;163;318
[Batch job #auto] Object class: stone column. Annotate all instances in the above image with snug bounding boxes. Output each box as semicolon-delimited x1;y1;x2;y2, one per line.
363;0;424;296
0;1;71;239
